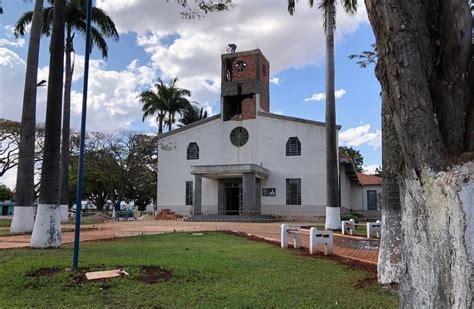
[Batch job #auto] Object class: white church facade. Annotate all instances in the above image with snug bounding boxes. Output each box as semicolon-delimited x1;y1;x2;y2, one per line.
157;49;381;219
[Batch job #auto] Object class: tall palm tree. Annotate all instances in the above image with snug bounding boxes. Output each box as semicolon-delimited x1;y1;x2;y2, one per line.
288;0;357;230
15;0;119;222
10;0;44;235
178;104;208;127
30;0;65;248
139;78;192;133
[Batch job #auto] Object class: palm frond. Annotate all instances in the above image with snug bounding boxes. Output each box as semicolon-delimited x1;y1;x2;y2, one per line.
14;11;33;37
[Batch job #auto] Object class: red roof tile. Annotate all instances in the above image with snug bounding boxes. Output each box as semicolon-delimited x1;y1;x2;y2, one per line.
356;173;382;186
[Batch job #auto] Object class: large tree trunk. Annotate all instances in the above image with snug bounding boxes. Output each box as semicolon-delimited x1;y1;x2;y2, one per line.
324;1;341;230
377;62;402;284
31;0;65;248
366;0;473;306
10;0;44;234
59;28;73;224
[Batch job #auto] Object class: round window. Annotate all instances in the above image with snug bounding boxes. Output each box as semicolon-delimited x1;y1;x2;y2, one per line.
230;127;249;147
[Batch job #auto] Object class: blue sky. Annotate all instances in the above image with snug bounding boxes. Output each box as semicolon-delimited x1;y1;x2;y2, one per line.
0;0;382;187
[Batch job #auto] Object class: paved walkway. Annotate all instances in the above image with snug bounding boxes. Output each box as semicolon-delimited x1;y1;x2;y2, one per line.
0;221;379;265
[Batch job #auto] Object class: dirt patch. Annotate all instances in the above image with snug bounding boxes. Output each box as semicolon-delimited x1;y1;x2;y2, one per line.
354;275;378;289
138;266;172;284
28;267;63;277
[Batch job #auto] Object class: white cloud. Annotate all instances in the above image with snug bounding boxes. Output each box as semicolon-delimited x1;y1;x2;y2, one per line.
363;164;380;175
68;56;157;131
0;25;25;48
274;110;285;115
304;88;346;102
270;77;280;85
97;0;367;111
339;124;381;148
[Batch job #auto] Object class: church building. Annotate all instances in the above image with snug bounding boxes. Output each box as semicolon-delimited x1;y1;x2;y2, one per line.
157;49;380;219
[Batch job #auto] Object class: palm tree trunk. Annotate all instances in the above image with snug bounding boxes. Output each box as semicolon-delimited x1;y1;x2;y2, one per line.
10;0;44;234
324;1;341;230
158;114;163;134
59;27;73;223
31;0;65;248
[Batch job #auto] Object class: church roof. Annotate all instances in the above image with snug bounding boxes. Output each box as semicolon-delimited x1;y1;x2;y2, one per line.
356;173;383;186
157;112;340;140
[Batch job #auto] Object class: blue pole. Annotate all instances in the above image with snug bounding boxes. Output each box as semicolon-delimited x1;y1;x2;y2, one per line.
73;0;93;271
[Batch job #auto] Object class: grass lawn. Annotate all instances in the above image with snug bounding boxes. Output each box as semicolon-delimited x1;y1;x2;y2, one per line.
0;219;12;228
0;232;397;308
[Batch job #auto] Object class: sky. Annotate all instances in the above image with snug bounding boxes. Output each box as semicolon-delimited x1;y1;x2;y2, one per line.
0;0;382;189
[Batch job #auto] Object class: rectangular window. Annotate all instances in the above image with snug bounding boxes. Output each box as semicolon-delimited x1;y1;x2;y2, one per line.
286;178;301;205
367;190;377;210
185;181;193;206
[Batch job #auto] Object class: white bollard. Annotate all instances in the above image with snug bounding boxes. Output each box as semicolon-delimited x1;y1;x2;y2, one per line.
366;220;382;238
309;227;333;255
341;218;355;235
281;224;289;248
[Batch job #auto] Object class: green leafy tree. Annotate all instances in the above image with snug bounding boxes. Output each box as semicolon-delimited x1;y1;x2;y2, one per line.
0;185;14;201
288;0;358;230
139;78;192;133
15;0;119;211
178;104;208;127
339;146;363;172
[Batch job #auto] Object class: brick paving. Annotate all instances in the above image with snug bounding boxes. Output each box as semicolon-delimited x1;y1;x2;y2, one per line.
0;220;379;265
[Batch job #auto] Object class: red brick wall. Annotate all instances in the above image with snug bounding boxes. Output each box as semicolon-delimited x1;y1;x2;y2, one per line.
242;95;256;120
228;55;257;81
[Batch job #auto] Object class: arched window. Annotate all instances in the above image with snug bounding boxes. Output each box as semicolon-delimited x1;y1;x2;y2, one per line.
187;142;199;160
286;137;301;156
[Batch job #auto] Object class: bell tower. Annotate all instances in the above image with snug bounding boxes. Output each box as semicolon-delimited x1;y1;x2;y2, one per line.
221;49;270;121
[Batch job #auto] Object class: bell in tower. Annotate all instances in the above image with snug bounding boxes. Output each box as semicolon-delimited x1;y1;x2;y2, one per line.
221;49;270;121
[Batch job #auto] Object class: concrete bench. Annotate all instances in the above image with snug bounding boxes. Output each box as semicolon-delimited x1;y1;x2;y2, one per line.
366;220;382;238
280;224;333;255
341;218;356;235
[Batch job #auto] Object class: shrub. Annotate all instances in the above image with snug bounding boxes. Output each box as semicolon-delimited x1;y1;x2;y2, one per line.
341;213;360;223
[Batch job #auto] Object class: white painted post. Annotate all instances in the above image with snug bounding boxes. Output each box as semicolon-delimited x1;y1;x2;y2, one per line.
366;222;372;238
281;224;288;248
309;227;316;255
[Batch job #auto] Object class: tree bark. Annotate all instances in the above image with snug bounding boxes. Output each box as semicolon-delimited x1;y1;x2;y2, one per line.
59;27;73;223
377;60;402;284
31;0;65;248
366;0;473;306
325;1;341;230
10;0;44;234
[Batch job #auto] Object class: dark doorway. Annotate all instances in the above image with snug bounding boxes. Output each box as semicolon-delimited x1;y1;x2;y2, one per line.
224;180;242;215
367;190;377;210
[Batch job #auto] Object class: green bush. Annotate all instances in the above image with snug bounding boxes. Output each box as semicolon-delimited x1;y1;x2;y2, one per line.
341;213;360;223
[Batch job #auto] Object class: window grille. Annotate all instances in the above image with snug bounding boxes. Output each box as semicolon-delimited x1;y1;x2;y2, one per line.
286;137;301;156
187;142;199;160
286;178;301;205
185;181;193;205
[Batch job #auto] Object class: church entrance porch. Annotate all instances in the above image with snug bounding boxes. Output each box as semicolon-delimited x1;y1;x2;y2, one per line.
191;164;269;216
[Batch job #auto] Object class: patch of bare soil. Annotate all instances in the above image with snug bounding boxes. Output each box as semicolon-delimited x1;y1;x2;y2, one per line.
138;266;172;284
354;276;378;289
28;267;63;277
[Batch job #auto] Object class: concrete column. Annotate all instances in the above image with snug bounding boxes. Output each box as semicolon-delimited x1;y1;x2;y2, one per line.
193;174;202;215
255;178;261;215
242;172;256;215
217;180;225;215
